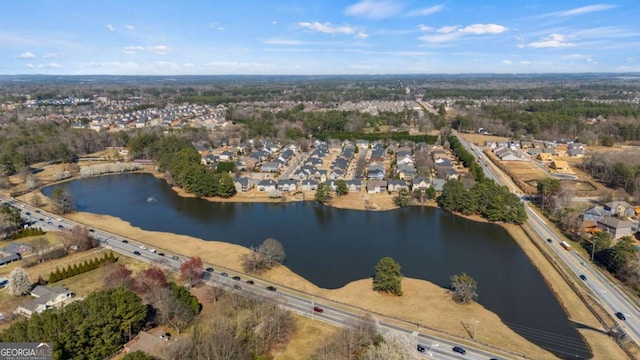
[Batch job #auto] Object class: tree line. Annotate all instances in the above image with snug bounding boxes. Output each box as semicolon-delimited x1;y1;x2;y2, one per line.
0;288;148;360
127;133;236;198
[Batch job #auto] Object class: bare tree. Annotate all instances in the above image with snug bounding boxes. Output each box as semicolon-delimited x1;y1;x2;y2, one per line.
241;238;286;275
102;263;134;290
363;333;418;360
155;287;195;334
205;284;227;304
165;335;195;360
134;266;167;300
179;256;203;288
312;314;379;360
32;237;48;262
8;267;31;296
192;326;252;360
450;272;478;304
257;238;286;267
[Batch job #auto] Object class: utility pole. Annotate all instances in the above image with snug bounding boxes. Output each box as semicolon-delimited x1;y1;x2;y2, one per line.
591;237;597;262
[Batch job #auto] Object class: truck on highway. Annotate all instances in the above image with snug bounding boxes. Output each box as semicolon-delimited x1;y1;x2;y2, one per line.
560;241;572;251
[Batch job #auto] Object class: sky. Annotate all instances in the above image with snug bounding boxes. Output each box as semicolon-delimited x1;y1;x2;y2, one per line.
1;0;639;75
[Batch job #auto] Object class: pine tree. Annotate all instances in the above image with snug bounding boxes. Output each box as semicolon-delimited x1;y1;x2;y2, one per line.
71;264;80;277
108;251;116;263
48;271;58;283
61;267;70;280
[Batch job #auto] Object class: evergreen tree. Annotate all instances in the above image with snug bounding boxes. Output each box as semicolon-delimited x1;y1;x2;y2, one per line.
372;257;403;296
314;183;332;203
335;180;348;196
216;172;237;198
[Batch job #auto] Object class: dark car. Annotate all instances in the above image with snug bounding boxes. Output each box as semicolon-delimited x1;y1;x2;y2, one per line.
89;229;95;232
205;267;214;272
546;238;552;243
158;252;165;257
313;306;324;313
616;312;626;320
133;251;141;256
57;224;64;229
122;239;129;243
232;276;241;281
417;344;425;353
220;272;228;277
246;280;254;285
266;286;277;291
35;210;41;213
579;274;587;281
452;346;466;355
233;284;242;290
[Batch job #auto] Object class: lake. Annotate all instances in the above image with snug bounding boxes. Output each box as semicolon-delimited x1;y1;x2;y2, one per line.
43;173;591;359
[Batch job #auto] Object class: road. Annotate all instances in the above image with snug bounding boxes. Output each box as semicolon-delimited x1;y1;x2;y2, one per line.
457;135;640;346
3;194;520;360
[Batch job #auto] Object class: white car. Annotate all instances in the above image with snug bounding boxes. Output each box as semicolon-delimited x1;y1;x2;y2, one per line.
139;245;147;250
149;249;157;253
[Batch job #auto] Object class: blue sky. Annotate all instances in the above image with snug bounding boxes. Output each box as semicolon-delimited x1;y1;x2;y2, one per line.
1;1;639;75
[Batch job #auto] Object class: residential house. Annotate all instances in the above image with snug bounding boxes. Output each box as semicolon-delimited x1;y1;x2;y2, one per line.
431;178;447;192
537;153;553;162
412;176;431;191
582;206;606;222
0;242;28;266
604;201;636;218
218;150;234;161
232;177;252;193
366;180;387;194
277;179;298;192
437;167;459;180
257;179;277;192
345;179;362;192
300;180;319;191
260;162;280;173
387;179;408;193
355;139;369;149
367;164;385;180
551;160;574;174
596;217;634;240
16;285;73;317
396;164;416;180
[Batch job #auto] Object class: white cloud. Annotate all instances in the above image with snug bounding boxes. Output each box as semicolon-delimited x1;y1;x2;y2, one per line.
37;63;62;69
406;5;444;17
355;32;368;39
345;0;404;19
526;33;574;48
106;24;115;31
183;63;196;68
552;4;616;17
125;25;135;30
272;21;278;25
418;23;507;43
18;51;36;59
299;22;355;35
417;25;432;32
459;24;507;35
502;60;512;65
89;61;139;69
26;63;34;68
437;26;458;34
122;45;170;55
520;60;531;65
153;61;180;69
262;38;303;45
42;53;57;59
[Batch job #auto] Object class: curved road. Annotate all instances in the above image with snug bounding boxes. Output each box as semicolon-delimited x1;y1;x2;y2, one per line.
457;136;640;346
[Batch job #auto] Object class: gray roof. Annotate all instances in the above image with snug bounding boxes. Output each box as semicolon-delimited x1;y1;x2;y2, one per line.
597;217;633;229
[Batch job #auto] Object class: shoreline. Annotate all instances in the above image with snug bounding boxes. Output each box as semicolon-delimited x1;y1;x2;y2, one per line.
14;170;627;358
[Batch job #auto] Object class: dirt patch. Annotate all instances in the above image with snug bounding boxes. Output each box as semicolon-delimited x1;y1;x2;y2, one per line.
459;133;510;146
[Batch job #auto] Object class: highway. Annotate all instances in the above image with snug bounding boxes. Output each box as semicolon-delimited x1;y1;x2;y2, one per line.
3;194;520;360
457;135;640;346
